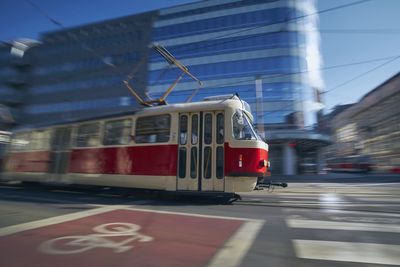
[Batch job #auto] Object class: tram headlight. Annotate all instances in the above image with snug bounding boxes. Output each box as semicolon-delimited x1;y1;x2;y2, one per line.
260;159;269;167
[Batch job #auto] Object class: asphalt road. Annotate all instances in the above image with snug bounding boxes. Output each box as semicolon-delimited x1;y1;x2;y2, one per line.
0;173;400;267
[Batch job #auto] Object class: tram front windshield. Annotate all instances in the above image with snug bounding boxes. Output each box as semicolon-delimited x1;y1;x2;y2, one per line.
232;110;261;140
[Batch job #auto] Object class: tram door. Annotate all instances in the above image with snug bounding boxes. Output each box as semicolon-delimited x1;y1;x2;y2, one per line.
177;113;200;191
49;127;72;180
177;111;224;192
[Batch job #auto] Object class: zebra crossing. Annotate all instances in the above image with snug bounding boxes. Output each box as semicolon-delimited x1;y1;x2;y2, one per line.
278;183;400;266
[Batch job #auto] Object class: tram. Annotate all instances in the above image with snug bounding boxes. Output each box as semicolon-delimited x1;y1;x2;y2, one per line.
1;95;269;193
0;45;270;195
0;131;11;172
326;155;372;173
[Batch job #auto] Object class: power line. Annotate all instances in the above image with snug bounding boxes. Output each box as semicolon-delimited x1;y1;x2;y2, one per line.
322;55;400;94
25;0;382;102
319;28;400;34
25;0;127;76
148;54;400;95
164;0;372;56
25;0;373;77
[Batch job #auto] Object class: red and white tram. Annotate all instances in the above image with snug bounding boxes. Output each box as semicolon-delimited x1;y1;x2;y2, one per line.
1;96;269;194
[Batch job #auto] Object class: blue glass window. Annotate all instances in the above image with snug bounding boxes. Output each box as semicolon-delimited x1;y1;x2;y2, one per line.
149;56;303;85
150;32;305;62
154;7;296;41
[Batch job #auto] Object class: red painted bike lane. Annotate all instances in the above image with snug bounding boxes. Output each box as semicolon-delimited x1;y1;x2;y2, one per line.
0;207;262;267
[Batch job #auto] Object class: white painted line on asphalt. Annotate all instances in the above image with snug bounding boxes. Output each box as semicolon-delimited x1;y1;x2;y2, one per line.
284;207;400;217
354;197;400;202
0;205;129;237
286;219;400;233
293;240;400;265
207;220;264;267
124;206;264;222
345;196;398;198
274;202;400;207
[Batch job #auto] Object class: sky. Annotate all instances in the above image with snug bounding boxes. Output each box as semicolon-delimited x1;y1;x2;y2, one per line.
0;0;399;113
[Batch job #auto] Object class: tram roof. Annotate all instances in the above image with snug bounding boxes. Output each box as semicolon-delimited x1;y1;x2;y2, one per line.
136;97;245;116
12;97;248;132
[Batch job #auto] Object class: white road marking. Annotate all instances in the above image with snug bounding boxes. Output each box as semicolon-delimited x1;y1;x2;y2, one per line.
328;216;400;224
207;220;264;267
0;205;129;237
286;219;400;233
284;207;400;218
293;240;400;265
124;206;263;222
354;197;400;202
274;202;400;207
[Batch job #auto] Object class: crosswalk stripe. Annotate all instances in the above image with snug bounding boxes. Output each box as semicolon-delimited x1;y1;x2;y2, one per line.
284;207;400;217
293;240;400;265
354;197;400;202
286;219;400;233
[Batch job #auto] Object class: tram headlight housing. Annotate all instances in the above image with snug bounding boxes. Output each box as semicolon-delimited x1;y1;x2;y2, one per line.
260;159;268;167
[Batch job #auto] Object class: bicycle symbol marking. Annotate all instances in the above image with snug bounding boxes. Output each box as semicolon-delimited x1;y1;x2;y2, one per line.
39;222;154;255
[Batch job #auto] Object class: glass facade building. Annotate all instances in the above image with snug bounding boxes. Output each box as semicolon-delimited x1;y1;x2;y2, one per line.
148;0;322;130
23;12;156;125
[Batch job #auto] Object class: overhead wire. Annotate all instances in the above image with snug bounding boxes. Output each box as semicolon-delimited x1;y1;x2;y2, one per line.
156;0;372;57
148;54;400;97
25;0;388;104
322;55;400;94
319;28;400;34
25;0;130;77
25;0;373;81
148;0;376;100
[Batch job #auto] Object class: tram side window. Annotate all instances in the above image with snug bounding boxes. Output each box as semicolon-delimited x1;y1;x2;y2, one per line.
76;123;101;147
204;114;212;145
135;115;170;143
30;130;51;151
232;111;257;140
103;119;132;146
216;113;224;144
10;132;31;151
179;115;188;145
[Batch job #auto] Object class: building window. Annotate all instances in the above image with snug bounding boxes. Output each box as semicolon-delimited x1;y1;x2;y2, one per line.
135;114;171;143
